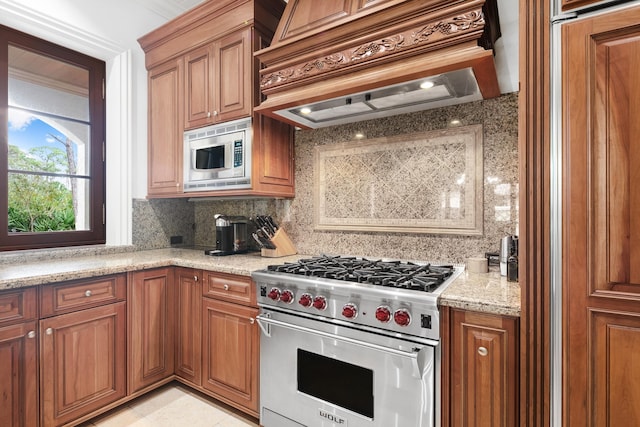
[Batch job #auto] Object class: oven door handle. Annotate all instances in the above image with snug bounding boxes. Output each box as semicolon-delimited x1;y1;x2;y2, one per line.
256;314;432;379
256;313;429;363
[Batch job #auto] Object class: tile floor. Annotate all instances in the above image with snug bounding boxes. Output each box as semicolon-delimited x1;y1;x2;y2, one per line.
80;383;259;427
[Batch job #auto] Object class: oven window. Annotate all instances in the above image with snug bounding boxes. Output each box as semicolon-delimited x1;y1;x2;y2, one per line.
297;349;374;418
195;145;224;169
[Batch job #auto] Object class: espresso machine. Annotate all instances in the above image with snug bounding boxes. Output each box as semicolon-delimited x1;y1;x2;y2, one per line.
205;214;248;256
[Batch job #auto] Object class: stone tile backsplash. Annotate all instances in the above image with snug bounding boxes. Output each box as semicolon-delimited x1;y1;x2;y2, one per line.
133;93;519;264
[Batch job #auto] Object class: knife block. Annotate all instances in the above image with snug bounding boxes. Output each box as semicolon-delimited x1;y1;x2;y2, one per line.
261;229;297;258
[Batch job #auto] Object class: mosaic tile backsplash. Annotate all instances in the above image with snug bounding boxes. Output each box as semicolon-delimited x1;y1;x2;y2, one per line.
132;93;519;264
314;125;483;235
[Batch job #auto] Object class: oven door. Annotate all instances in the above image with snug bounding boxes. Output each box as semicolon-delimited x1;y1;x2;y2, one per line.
257;308;439;427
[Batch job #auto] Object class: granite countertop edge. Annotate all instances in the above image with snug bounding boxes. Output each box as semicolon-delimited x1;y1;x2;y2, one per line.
0;248;520;317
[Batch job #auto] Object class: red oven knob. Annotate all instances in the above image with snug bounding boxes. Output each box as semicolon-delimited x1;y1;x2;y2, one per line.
299;293;313;307
393;308;411;326
267;287;281;301
342;303;358;319
375;306;392;323
313;295;327;310
280;289;294;304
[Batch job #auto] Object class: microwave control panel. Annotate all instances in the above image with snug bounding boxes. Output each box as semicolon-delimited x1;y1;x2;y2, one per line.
233;140;243;167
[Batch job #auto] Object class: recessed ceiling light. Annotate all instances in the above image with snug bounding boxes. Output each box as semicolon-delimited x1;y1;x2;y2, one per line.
300;107;311;115
355;132;365;139
420;81;435;90
450;119;461;125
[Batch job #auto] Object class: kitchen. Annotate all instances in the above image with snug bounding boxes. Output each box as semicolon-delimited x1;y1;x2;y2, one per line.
0;0;638;426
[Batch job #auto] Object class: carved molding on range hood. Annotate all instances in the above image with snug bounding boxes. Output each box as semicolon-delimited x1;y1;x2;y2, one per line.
255;0;501;129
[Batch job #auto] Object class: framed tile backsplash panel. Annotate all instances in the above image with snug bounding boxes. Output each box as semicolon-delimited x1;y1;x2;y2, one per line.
314;125;484;235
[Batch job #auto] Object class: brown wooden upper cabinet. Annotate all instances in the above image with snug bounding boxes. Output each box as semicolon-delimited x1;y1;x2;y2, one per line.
138;0;294;199
184;29;251;129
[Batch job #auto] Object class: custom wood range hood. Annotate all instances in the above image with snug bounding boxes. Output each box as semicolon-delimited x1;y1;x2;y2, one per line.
255;0;501;129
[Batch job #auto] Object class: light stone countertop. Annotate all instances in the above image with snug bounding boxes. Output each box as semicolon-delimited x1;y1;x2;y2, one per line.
0;248;520;316
439;269;521;317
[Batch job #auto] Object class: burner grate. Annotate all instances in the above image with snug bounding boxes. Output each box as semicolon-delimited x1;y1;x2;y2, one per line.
268;255;454;292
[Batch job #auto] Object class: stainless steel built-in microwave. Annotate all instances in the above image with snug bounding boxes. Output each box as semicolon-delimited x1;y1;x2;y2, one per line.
183;117;252;192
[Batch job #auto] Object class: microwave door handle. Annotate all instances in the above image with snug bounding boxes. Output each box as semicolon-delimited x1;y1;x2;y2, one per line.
225;140;235;169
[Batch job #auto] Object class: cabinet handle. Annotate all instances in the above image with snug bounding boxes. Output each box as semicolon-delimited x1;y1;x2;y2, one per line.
194;276;198;282
213;110;218;117
249;318;255;324
478;346;488;356
85;290;92;297
207;111;211;118
223;284;229;291
45;328;53;335
27;330;36;339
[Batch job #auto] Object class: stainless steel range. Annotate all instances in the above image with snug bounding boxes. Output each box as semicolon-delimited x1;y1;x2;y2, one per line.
252;255;462;427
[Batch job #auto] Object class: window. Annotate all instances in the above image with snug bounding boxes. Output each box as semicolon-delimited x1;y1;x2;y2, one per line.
1;24;105;251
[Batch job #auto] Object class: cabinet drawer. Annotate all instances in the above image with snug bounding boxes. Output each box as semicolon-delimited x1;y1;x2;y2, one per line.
0;287;37;327
203;271;255;306
40;274;126;317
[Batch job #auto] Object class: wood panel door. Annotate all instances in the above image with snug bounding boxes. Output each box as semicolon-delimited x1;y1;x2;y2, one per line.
147;59;183;196
202;298;259;415
448;309;519;427
0;322;38;427
563;5;640;426
175;267;202;385
40;303;126;427
129;268;175;393
216;29;251;122
184;44;215;129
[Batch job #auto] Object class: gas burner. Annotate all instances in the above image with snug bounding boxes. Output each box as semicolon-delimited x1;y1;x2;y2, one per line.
267;255;454;292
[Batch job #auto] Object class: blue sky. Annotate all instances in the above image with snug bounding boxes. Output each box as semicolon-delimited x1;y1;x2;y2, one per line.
8;110;67;152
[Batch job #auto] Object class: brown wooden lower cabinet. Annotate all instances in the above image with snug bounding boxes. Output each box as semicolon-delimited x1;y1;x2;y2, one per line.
202;297;259;416
0;267;277;425
0;321;38;427
443;307;519;427
175;267;202;385
128;268;175;393
40;302;127;427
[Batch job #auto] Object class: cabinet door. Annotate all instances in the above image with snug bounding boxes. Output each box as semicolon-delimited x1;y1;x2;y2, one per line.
217;29;251;122
0;322;38;427
129;268;175;393
202;298;259;415
449;309;518;427
252;113;295;196
40;303;126;427
175;267;202;385
562;6;640;426
184;44;216;129
148;59;183;196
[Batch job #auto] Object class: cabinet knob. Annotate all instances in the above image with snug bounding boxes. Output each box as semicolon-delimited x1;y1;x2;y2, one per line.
478;346;488;356
176;182;180;187
249;318;255;324
223;284;229;291
194;276;198;282
85;290;92;297
45;328;53;335
213;110;218;117
207;111;211;118
27;330;36;339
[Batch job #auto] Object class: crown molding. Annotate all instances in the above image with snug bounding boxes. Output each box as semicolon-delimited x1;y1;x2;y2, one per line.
0;0;124;59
